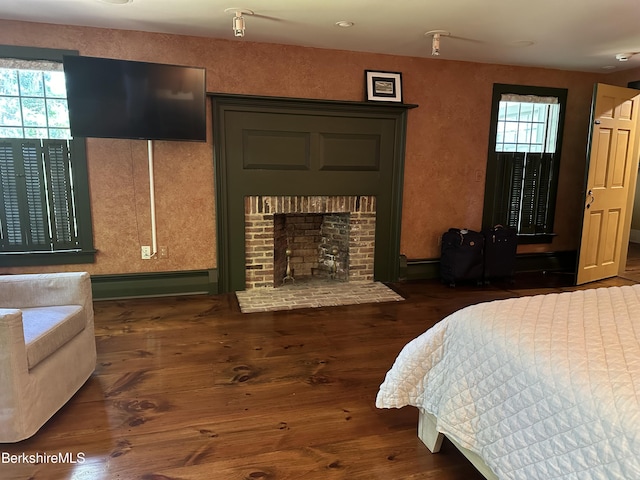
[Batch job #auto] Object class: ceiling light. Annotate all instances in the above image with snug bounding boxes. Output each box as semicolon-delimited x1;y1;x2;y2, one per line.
224;8;254;37
615;53;634;62
97;0;132;4
425;30;450;56
335;21;354;28
233;14;245;37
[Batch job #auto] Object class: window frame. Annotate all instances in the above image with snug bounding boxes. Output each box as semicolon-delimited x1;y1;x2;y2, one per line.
482;83;568;244
0;45;95;266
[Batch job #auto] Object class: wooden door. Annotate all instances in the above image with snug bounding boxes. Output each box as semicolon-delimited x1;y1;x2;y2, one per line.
576;84;640;284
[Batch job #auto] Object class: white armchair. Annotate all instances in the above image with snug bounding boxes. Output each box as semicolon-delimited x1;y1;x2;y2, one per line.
0;272;97;443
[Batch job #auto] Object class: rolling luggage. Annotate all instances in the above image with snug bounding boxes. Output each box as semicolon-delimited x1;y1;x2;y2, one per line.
483;225;517;282
440;228;484;286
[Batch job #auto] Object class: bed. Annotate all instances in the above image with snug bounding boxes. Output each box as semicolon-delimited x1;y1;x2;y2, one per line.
376;285;640;480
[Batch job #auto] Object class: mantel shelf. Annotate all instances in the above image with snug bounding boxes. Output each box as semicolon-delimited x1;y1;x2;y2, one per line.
208;92;418;111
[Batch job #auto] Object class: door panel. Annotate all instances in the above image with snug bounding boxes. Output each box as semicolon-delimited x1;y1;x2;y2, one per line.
592;129;611;187
576;84;640;284
611;130;630;187
620;99;633;120
603;208;621;264
583;210;603;268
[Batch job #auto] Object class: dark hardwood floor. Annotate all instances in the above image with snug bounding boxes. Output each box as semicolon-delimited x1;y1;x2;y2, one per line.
1;272;638;480
622;241;640;282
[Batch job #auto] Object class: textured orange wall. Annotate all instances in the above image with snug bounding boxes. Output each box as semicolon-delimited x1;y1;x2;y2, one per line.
605;66;640;232
606;65;640;87
0;19;619;274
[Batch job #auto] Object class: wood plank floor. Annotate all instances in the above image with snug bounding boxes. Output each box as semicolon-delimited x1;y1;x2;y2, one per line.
622;242;640;282
1;272;637;480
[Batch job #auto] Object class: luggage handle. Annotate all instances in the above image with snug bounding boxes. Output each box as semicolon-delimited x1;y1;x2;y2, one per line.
459;228;468;246
458;228;479;247
490;225;502;243
447;228;481;247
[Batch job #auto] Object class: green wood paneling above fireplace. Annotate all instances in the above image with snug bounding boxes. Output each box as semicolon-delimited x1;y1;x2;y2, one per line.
211;93;417;293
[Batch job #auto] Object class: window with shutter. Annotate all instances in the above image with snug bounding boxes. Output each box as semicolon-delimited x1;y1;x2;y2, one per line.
0;45;94;266
483;84;567;244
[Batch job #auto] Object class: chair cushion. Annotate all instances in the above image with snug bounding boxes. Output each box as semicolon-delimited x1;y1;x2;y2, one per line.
21;305;85;369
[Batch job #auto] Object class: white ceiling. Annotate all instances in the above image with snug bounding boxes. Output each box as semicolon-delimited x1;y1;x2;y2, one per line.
1;0;639;73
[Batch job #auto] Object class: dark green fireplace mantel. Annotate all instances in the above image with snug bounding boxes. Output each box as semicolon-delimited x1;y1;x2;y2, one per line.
210;93;417;293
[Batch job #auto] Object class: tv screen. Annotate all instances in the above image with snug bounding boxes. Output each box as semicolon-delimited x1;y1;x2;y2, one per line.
63;56;206;141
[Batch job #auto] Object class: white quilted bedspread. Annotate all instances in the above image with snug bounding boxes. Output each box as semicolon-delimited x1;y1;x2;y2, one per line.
376;285;640;480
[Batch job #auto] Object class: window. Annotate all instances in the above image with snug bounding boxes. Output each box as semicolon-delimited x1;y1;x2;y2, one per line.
0;46;94;266
482;84;568;243
0;65;71;139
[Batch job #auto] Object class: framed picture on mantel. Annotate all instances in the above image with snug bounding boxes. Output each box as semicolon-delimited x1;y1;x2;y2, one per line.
365;70;403;103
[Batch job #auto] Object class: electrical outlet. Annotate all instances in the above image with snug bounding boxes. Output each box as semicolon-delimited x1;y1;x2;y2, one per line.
159;246;168;259
141;246;151;260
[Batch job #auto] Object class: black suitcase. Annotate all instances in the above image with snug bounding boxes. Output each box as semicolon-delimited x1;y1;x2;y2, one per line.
440;228;484;286
483;225;517;281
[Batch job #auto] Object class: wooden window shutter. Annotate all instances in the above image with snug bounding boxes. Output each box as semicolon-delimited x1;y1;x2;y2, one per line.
20;140;50;249
494;152;525;230
519;153;554;234
493;152;554;234
0;141;24;249
535;153;554;233
43;140;77;249
0;140;49;250
0;139;78;252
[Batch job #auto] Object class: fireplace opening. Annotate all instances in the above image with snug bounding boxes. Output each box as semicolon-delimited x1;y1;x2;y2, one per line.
244;195;376;290
274;213;350;286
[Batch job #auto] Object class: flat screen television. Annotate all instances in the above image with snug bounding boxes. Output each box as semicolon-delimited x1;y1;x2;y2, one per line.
63;55;206;141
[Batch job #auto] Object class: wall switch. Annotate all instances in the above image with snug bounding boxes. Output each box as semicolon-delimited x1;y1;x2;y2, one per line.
159;246;168;259
141;246;151;260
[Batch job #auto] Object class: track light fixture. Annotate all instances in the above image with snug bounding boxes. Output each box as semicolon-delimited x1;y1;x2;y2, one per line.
425;30;450;56
432;33;441;56
616;53;635;62
224;8;254;37
233;13;245;37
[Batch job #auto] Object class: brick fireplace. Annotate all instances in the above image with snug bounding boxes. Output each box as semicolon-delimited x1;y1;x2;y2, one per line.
244;195;376;289
212;94;413;293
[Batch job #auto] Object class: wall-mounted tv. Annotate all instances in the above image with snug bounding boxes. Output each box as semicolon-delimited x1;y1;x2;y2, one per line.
63;55;206;142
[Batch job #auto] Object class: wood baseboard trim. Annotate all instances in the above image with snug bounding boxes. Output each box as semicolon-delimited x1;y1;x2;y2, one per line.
91;269;218;300
403;251;577;281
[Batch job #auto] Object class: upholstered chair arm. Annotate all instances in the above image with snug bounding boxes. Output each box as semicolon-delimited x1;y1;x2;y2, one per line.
0;273;93;314
0;309;29;431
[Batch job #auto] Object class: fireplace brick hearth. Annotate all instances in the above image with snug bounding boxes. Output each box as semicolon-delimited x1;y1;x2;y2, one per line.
244;195;376;290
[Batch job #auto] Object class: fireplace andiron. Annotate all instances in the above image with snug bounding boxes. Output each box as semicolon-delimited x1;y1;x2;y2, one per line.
283;247;295;284
329;246;339;279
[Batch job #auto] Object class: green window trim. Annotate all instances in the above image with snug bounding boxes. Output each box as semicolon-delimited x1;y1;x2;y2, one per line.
483;84;568;244
0;45;95;267
0;250;97;267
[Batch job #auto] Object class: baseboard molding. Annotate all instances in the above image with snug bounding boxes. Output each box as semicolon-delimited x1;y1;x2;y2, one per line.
401;257;439;281
630;229;640;244
515;250;577;273
91;269;218;300
403;250;577;282
90;251;577;298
